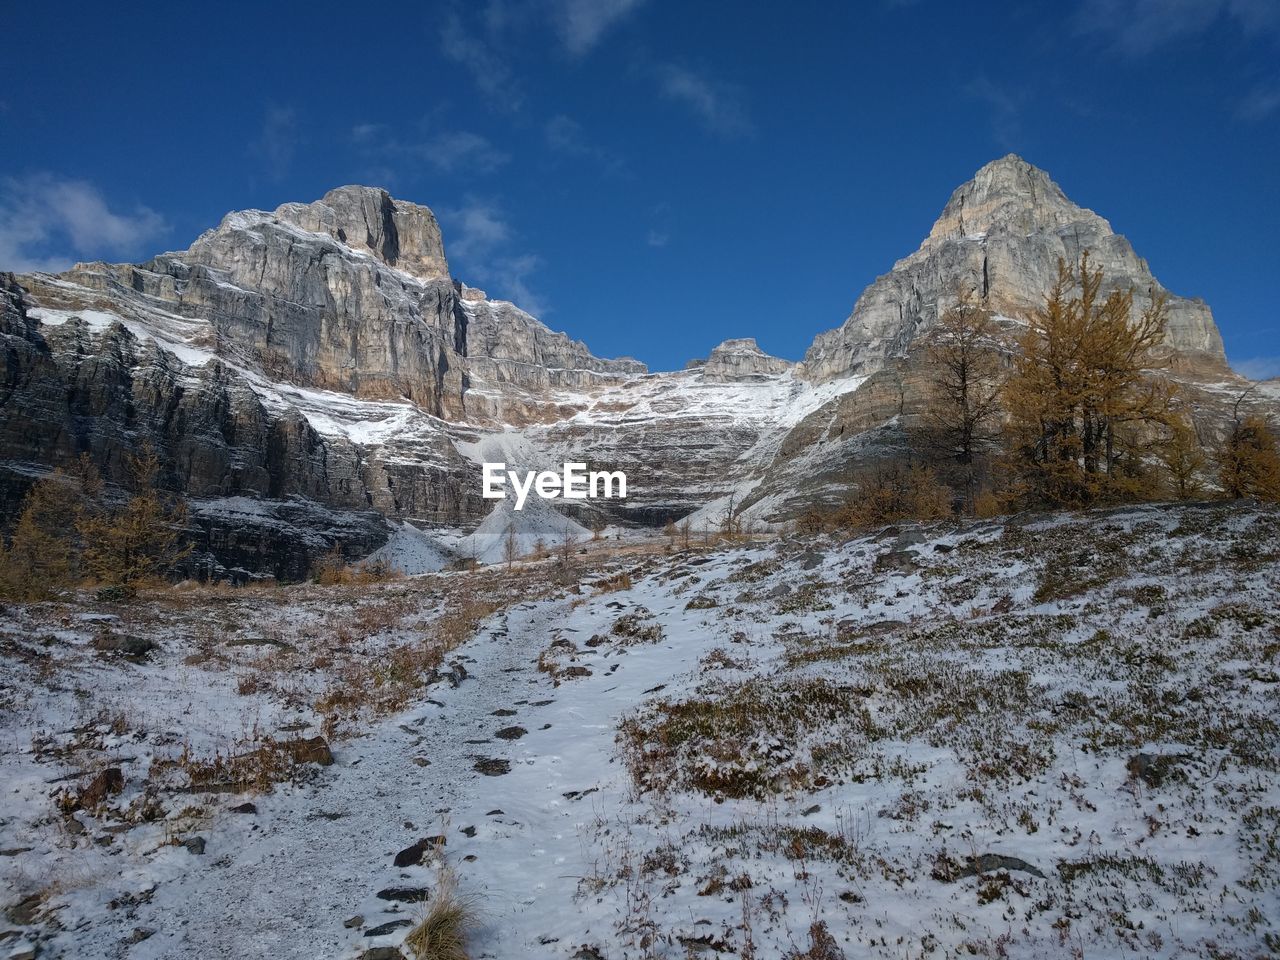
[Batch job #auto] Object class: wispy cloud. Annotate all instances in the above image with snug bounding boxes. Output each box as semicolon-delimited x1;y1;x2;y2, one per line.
0;174;168;273
1235;355;1280;381
489;252;549;317
543;114;627;174
1237;82;1280;120
351;124;509;178
440;12;525;112
549;0;646;55
654;63;754;137
250;105;299;180
965;76;1027;149
1075;0;1280;55
646;200;672;248
440;197;512;262
438;197;550;316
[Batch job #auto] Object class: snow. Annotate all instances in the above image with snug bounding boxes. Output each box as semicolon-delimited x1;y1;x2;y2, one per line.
364;521;453;574
28;306;218;370
2;502;1278;958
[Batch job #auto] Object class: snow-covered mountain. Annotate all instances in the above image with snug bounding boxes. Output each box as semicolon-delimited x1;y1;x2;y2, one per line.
0;158;1265;577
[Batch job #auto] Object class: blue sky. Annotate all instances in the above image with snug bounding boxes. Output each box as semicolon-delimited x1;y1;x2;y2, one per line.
1;0;1277;376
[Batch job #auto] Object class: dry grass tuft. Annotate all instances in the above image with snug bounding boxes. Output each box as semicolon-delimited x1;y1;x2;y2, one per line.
403;868;478;960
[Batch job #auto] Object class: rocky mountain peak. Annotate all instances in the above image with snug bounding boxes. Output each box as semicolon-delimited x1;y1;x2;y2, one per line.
925;154;1107;246
802;155;1228;383
698;337;793;381
213;185;451;281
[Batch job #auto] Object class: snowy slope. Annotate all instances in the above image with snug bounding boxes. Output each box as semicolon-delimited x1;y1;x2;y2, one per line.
2;502;1278;958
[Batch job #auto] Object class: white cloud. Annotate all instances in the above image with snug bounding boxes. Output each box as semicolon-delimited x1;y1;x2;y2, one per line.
441;12;525;112
646;228;669;248
1234;356;1280;381
1076;0;1280;55
654;63;754;137
439;198;550;316
251;105;299;180
491;252;549;317
422;130;510;173
0;174;167;273
351;124;509;178
550;0;645;55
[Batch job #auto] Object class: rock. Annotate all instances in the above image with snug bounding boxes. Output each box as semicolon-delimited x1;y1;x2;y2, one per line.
802;154;1227;383
393;836;445;867
797;550;823;570
473;758;511;776
182;836;206;855
344;915;364;929
494;726;527;741
364;919;412;937
92;633;156;660
230;802;257;814
375;887;430;903
765;583;791;599
360;948;406;960
5;895;41;925
933;852;1046;882
1127;752;1193;788
697;338;793;382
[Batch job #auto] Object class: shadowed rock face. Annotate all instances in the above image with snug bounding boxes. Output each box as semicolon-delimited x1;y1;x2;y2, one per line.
802;154;1228;382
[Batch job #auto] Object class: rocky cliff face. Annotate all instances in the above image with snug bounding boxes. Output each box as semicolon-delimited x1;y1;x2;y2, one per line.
802;155;1228;381
692;338;794;381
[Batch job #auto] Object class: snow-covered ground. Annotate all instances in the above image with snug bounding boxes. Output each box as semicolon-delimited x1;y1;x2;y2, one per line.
2;502;1279;959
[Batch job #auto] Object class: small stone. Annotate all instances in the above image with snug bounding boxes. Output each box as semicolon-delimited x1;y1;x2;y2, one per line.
182;836;206;855
494;726;527;741
375;887;430;903
473;758;510;776
230;802;257;815
364;918;412;937
344;914;364;929
360;948;405;960
393;836;445;867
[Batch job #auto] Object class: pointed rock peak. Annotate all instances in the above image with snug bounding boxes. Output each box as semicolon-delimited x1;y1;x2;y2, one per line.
696;337;793;381
926;155;1108;246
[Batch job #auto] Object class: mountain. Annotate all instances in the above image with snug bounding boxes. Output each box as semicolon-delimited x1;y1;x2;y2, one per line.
802;154;1227;381
0;160;1265;577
